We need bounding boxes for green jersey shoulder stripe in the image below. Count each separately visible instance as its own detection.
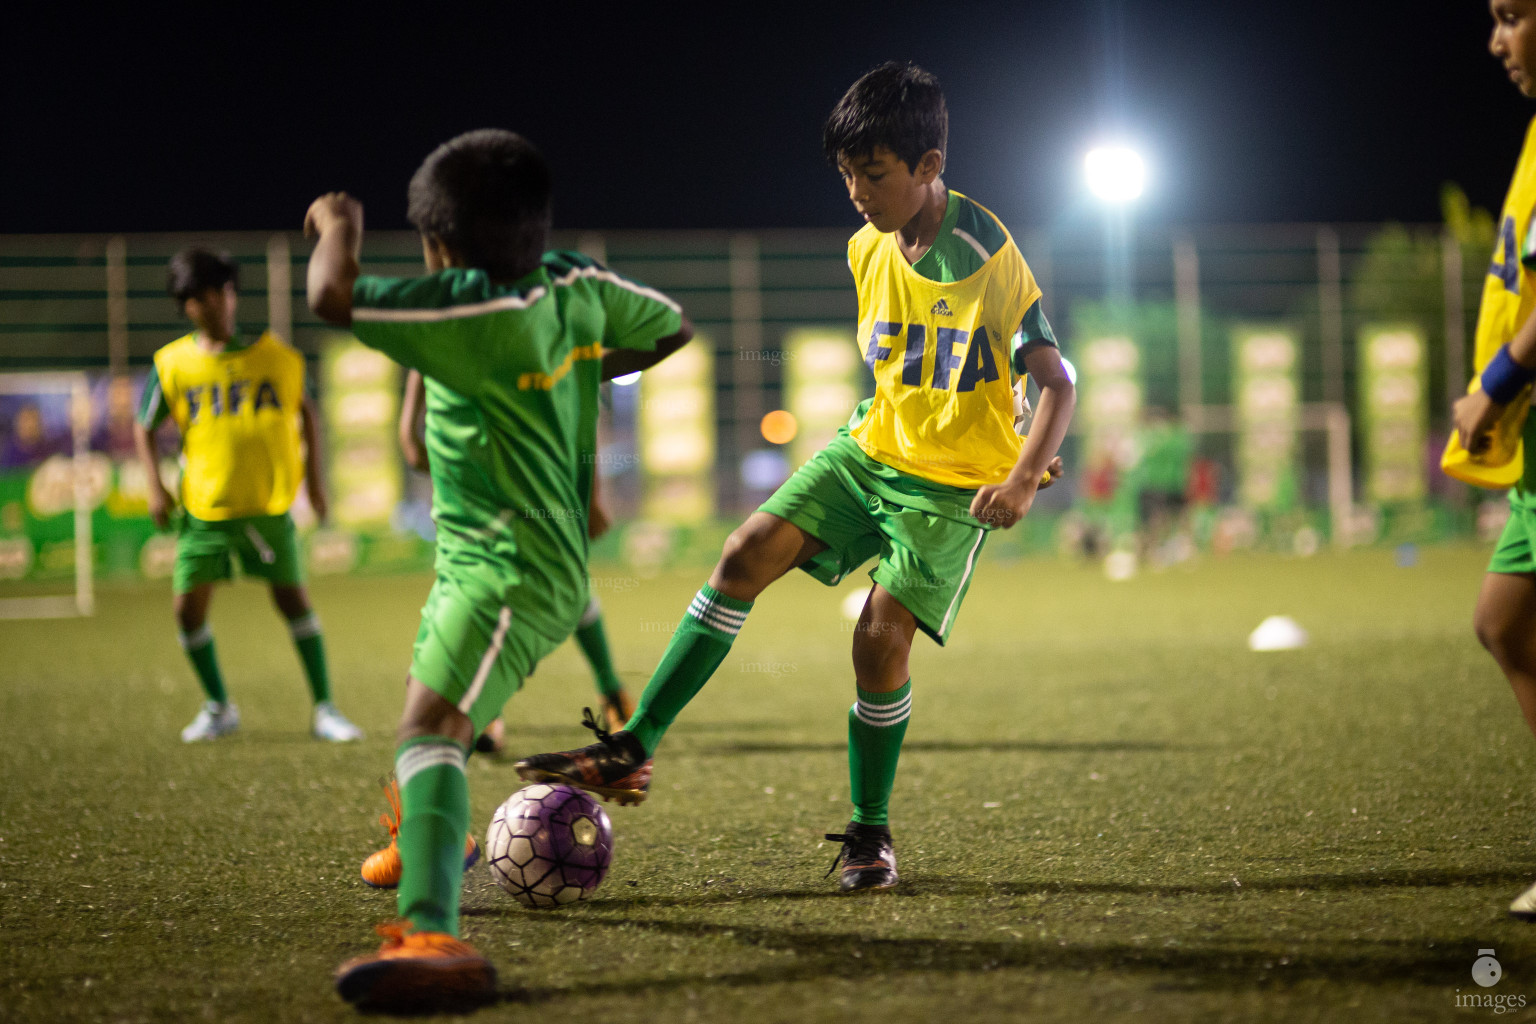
[137,364,167,428]
[353,262,680,324]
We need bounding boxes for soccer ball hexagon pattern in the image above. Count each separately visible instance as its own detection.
[486,783,613,908]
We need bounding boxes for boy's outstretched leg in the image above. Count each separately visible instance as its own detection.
[1474,571,1536,920]
[828,584,916,893]
[175,585,241,742]
[336,679,494,1011]
[515,513,825,801]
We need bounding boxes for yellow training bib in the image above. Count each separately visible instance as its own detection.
[152,332,306,519]
[846,194,1041,488]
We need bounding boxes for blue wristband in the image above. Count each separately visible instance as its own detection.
[1481,345,1536,404]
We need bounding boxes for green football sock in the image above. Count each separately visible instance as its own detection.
[848,680,912,827]
[178,625,228,704]
[625,583,751,756]
[286,613,331,704]
[574,598,624,698]
[395,737,470,937]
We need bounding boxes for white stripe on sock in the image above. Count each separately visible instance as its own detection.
[178,626,213,650]
[578,596,602,629]
[396,742,466,788]
[287,613,321,641]
[853,694,912,728]
[689,594,747,624]
[687,592,748,635]
[689,603,744,635]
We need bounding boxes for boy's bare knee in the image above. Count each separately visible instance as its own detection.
[1475,609,1513,661]
[715,518,794,593]
[851,624,911,689]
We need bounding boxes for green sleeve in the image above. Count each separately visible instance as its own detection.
[136,365,170,429]
[593,269,683,352]
[351,273,487,396]
[1010,300,1059,374]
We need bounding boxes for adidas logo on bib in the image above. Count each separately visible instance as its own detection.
[930,298,953,317]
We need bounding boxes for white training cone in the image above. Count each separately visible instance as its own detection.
[1248,615,1308,651]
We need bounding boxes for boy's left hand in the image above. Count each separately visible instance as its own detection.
[970,457,1064,529]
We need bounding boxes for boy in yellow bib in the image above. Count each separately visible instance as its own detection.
[518,62,1075,892]
[1455,0,1536,922]
[134,248,362,744]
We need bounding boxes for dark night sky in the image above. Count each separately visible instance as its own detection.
[0,1,1529,235]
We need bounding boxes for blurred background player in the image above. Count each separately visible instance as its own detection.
[1454,0,1536,923]
[133,248,362,744]
[1129,406,1194,566]
[308,128,692,1011]
[517,62,1073,895]
[398,368,636,752]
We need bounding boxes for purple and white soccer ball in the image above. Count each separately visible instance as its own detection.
[486,783,613,908]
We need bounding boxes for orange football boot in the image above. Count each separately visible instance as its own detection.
[335,920,495,1011]
[360,779,480,889]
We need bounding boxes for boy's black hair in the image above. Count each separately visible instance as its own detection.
[407,129,553,280]
[167,248,239,307]
[822,62,948,172]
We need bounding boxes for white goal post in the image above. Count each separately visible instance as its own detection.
[0,372,94,618]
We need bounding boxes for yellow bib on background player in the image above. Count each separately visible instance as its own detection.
[152,331,305,519]
[1443,115,1536,488]
[846,192,1041,488]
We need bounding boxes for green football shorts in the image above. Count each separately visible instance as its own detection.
[174,512,304,593]
[760,432,989,645]
[408,568,573,735]
[1489,489,1536,576]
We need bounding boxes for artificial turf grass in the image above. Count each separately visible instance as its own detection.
[3,544,1535,1022]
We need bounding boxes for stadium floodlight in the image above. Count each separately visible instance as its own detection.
[1084,145,1146,204]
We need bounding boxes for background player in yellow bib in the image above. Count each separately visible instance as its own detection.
[518,62,1075,894]
[1453,0,1536,922]
[134,248,362,744]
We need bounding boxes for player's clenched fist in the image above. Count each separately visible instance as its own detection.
[967,456,1063,529]
[304,192,363,238]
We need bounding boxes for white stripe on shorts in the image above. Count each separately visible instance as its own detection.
[458,606,512,715]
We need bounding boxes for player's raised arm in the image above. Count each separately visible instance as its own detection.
[601,314,694,381]
[305,192,364,328]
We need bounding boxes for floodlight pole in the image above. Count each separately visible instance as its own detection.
[1316,227,1345,405]
[1173,233,1201,411]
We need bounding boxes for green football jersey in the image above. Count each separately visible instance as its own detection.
[351,251,681,625]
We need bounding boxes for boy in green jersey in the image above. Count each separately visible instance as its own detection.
[308,129,692,1011]
[517,63,1073,894]
[399,367,636,748]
